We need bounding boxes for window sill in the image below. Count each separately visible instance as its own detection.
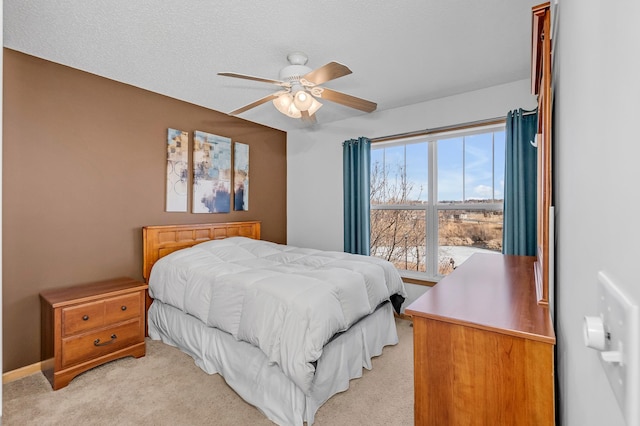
[400,271,439,287]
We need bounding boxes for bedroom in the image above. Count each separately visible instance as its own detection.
[3,1,640,425]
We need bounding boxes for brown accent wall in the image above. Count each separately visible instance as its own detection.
[2,49,287,372]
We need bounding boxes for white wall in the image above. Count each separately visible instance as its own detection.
[554,1,640,425]
[287,79,536,306]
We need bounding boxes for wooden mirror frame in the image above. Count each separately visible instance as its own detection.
[531,2,552,305]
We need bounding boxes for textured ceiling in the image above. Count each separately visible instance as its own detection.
[4,0,540,132]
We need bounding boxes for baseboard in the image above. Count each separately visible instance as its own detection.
[3,359,52,384]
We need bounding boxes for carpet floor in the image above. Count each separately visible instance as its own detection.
[3,318,414,425]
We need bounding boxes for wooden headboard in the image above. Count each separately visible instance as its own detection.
[142,221,261,281]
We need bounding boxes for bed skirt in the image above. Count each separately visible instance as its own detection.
[148,300,398,425]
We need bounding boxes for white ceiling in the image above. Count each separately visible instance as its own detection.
[3,0,540,132]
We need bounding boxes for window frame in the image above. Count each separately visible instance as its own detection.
[370,121,506,282]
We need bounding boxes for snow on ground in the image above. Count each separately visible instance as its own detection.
[439,246,500,269]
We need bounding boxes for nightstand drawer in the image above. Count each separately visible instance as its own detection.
[61,319,143,368]
[62,301,105,336]
[62,292,142,337]
[104,292,141,324]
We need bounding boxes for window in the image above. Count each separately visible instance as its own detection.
[370,123,505,279]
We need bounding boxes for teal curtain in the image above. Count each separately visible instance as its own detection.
[503,109,538,256]
[343,137,371,255]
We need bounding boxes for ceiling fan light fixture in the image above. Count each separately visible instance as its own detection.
[293,90,313,112]
[273,92,322,119]
[273,92,292,109]
[273,93,301,118]
[307,97,323,116]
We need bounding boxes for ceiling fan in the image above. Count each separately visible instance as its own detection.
[218,52,377,123]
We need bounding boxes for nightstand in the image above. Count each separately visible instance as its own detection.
[40,277,148,390]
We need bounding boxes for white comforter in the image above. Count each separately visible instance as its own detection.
[148,237,406,394]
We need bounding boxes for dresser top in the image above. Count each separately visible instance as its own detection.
[405,254,556,344]
[40,277,147,307]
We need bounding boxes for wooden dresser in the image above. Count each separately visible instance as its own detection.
[405,254,556,425]
[40,277,148,390]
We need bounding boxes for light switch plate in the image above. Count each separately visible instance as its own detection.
[597,271,639,425]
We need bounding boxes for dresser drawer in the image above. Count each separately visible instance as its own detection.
[61,319,143,368]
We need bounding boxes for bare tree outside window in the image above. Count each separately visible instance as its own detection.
[370,160,427,272]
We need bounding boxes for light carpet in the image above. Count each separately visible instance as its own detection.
[3,318,414,425]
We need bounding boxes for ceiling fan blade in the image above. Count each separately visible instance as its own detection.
[316,87,377,113]
[302,62,352,85]
[229,93,281,115]
[218,72,289,87]
[300,110,317,124]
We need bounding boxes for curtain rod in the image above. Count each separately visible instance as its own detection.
[370,109,536,143]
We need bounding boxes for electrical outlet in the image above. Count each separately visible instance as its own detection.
[596,271,639,425]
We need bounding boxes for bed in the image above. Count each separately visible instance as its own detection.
[142,221,406,425]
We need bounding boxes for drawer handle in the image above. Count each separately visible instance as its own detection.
[82,315,89,321]
[121,305,127,311]
[94,334,117,347]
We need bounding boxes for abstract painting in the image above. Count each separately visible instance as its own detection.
[234,142,249,211]
[165,128,189,212]
[192,131,232,213]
